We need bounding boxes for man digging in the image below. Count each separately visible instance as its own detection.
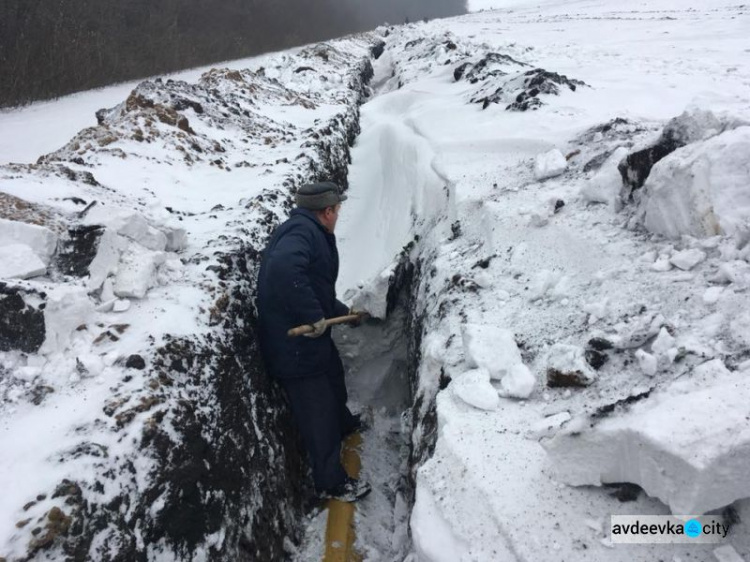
[256,181,371,502]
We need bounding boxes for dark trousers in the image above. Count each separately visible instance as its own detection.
[278,363,356,491]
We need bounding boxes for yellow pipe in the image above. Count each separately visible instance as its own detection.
[323,433,363,562]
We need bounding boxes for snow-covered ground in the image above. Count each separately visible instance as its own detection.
[0,36,375,559]
[3,0,750,560]
[333,0,750,560]
[0,48,301,166]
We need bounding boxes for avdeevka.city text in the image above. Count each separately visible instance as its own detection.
[612,520,729,538]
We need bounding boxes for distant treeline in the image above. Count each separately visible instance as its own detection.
[0,0,466,108]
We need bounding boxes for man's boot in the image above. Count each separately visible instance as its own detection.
[319,476,372,502]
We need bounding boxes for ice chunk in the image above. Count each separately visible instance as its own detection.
[15,366,42,382]
[582,298,609,324]
[580,147,629,207]
[543,367,750,514]
[669,248,706,270]
[0,218,58,265]
[113,299,131,313]
[651,255,673,271]
[635,349,658,376]
[461,323,519,380]
[114,245,166,299]
[164,226,188,252]
[529,269,567,301]
[714,261,750,288]
[77,354,104,378]
[87,230,126,291]
[40,287,95,354]
[452,368,499,411]
[0,244,47,279]
[640,126,750,238]
[84,206,167,251]
[346,263,394,320]
[534,149,567,180]
[651,327,676,357]
[461,323,535,398]
[473,270,493,288]
[100,278,115,303]
[703,286,724,305]
[613,312,665,349]
[96,299,116,313]
[498,363,535,399]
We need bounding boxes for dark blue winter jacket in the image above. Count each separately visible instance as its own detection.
[256,208,349,379]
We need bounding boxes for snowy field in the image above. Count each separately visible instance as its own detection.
[0,48,301,166]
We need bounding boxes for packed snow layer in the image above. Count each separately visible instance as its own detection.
[0,244,47,279]
[640,126,750,238]
[337,91,451,309]
[0,218,58,264]
[543,362,750,515]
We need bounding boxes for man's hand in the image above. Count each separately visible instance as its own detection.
[348,308,368,327]
[303,318,327,338]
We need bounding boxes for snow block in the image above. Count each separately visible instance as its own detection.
[670,248,706,271]
[85,206,167,251]
[546,344,597,387]
[0,284,46,353]
[635,349,658,376]
[452,368,499,411]
[461,323,535,398]
[619,109,744,191]
[499,363,536,399]
[40,286,95,354]
[114,245,166,299]
[164,226,187,252]
[0,217,58,265]
[0,244,47,279]
[542,361,750,514]
[639,126,750,238]
[87,230,126,291]
[347,263,394,320]
[534,149,567,180]
[462,323,520,379]
[580,147,629,207]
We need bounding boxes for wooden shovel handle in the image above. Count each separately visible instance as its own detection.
[287,314,362,337]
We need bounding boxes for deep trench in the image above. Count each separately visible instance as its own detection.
[290,264,421,560]
[138,41,429,561]
[283,46,435,559]
[0,36,435,562]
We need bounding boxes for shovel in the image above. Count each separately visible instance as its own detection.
[287,313,368,337]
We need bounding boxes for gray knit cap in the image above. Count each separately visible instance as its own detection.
[294,181,348,210]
